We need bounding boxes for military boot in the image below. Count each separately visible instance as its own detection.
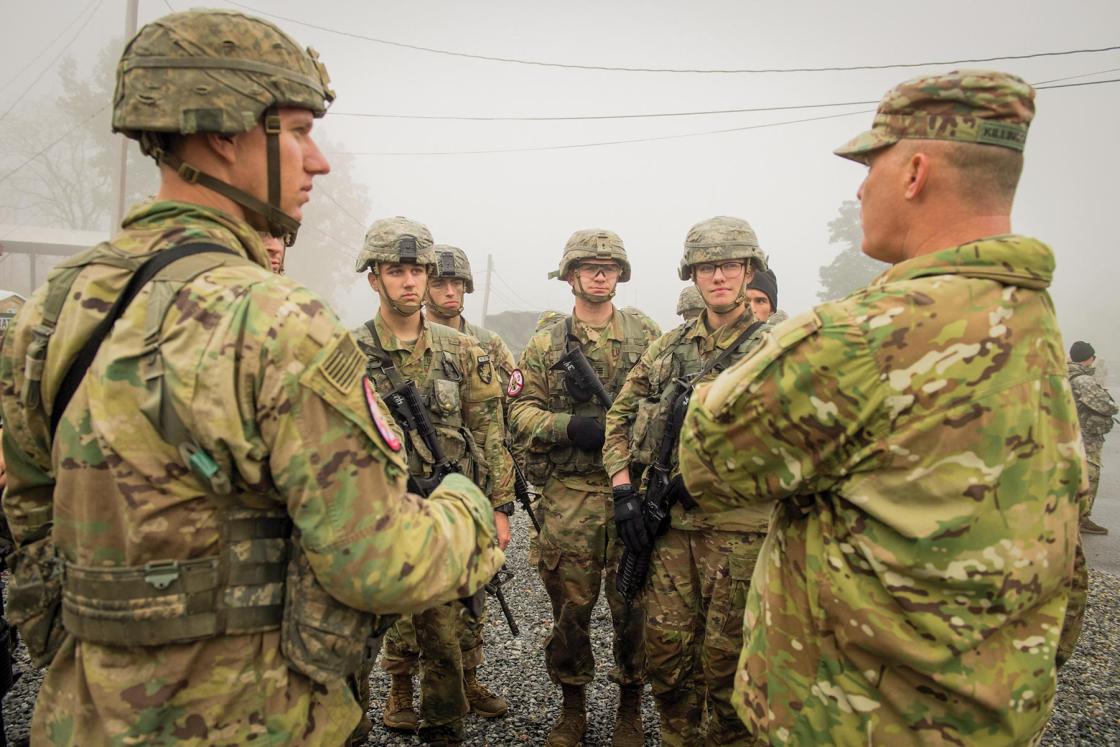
[1081,517,1109,535]
[464,666,509,717]
[382,673,418,731]
[545,683,587,747]
[612,684,645,746]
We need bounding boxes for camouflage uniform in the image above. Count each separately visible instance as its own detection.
[604,217,770,746]
[354,222,514,742]
[680,72,1081,746]
[675,286,705,321]
[0,13,503,746]
[509,230,659,745]
[1058,359,1118,664]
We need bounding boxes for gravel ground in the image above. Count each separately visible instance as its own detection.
[5,512,1120,745]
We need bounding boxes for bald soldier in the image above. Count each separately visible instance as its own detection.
[0,11,502,745]
[680,71,1082,745]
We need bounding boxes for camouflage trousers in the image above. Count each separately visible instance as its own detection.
[1057,536,1088,667]
[644,527,765,747]
[378,603,469,730]
[537,480,645,686]
[381,605,487,674]
[1084,443,1102,518]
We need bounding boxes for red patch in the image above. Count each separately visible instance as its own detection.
[364,378,401,452]
[507,368,525,398]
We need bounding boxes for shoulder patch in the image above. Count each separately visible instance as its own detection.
[477,354,493,385]
[507,368,525,398]
[364,377,402,452]
[319,333,364,393]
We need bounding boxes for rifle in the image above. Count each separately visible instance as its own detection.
[615,377,692,601]
[382,379,518,633]
[506,444,541,533]
[550,343,613,411]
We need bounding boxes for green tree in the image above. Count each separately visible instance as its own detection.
[817,200,887,302]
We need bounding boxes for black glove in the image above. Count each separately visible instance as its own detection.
[613,485,650,554]
[567,416,605,451]
[667,475,697,510]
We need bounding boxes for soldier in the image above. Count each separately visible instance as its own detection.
[0,10,503,745]
[605,216,773,746]
[369,243,514,728]
[675,285,705,321]
[352,218,514,745]
[744,267,780,323]
[508,230,659,747]
[679,71,1081,745]
[1068,341,1116,535]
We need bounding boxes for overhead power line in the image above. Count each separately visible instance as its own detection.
[0,0,105,121]
[223,3,1119,75]
[0,0,102,95]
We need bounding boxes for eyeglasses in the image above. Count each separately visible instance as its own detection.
[694,261,745,279]
[576,263,622,279]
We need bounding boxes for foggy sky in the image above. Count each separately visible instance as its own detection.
[3,0,1118,362]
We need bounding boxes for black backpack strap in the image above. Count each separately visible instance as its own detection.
[49,242,239,438]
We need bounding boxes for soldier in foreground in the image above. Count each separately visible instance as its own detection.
[605,217,773,746]
[0,11,503,745]
[509,231,659,746]
[1068,341,1116,535]
[680,71,1082,745]
[352,219,514,745]
[675,285,705,321]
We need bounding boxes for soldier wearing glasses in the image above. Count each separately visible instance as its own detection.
[508,230,659,746]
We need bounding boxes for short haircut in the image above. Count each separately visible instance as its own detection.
[896,139,1023,208]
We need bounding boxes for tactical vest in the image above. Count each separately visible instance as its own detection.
[629,320,759,470]
[361,323,490,493]
[9,241,372,683]
[527,311,647,482]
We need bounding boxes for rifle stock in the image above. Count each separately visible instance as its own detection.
[551,346,613,411]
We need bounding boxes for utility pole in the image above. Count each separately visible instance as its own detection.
[481,253,493,327]
[110,0,140,234]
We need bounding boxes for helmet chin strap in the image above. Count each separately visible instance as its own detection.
[700,278,748,315]
[375,274,423,316]
[145,110,301,247]
[572,275,615,304]
[423,290,460,320]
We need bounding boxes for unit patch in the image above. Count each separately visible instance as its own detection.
[477,355,493,385]
[507,368,525,398]
[364,377,401,452]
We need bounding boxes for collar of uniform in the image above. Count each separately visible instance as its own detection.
[1068,361,1094,378]
[872,234,1053,290]
[123,199,272,270]
[570,308,624,343]
[372,311,431,363]
[686,308,754,350]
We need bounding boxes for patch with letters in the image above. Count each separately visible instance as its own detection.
[477,355,493,385]
[364,377,401,452]
[507,368,525,398]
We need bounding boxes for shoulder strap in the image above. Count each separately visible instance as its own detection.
[49,242,238,438]
[694,320,764,381]
[363,320,407,389]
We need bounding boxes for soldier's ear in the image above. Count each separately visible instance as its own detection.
[367,272,380,294]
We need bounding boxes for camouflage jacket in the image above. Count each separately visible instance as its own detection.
[1068,361,1117,450]
[679,235,1082,746]
[604,309,772,531]
[0,201,503,745]
[352,314,513,508]
[461,317,517,396]
[509,307,660,493]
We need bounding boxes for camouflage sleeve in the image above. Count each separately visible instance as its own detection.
[488,334,517,396]
[211,286,504,614]
[1072,376,1118,418]
[509,331,571,445]
[460,340,515,507]
[679,309,877,510]
[603,332,668,478]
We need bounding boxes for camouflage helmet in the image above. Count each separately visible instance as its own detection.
[113,10,335,246]
[549,229,631,283]
[677,216,767,281]
[675,286,704,318]
[432,245,475,293]
[355,217,436,273]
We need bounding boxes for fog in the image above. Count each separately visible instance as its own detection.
[3,0,1118,362]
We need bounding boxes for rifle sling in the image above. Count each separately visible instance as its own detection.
[50,243,239,439]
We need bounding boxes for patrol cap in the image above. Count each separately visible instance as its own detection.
[834,70,1035,164]
[355,217,435,273]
